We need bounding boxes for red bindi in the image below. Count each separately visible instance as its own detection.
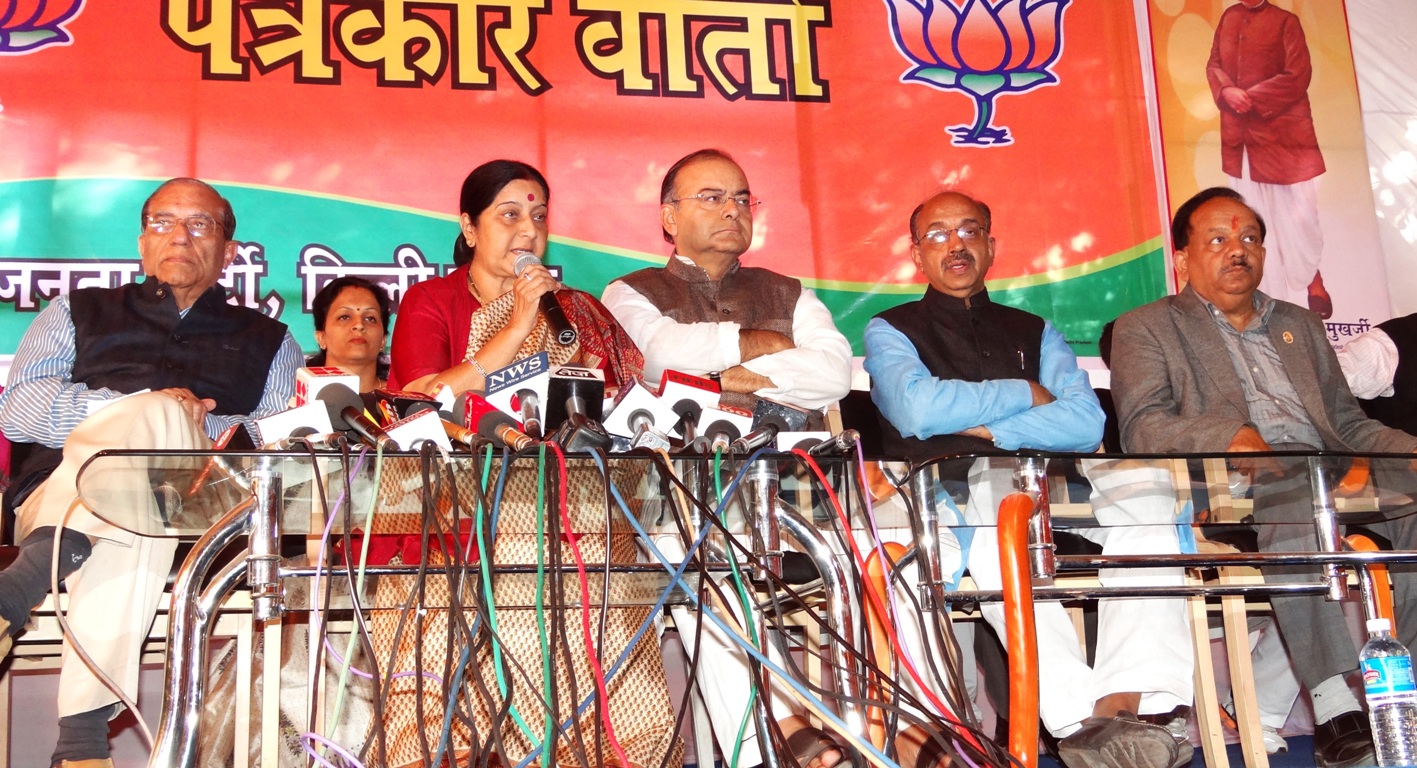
[1231,215,1239,230]
[528,193,536,201]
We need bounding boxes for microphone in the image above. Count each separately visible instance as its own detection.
[670,399,703,442]
[294,366,360,407]
[732,399,812,453]
[484,352,552,427]
[265,427,349,451]
[186,423,242,499]
[441,418,477,447]
[807,429,861,455]
[513,252,576,346]
[603,377,677,438]
[731,413,790,454]
[658,370,720,440]
[517,389,543,439]
[461,392,537,451]
[704,418,741,454]
[318,383,396,449]
[628,411,673,451]
[548,366,612,451]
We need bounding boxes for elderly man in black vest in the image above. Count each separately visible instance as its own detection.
[0,178,301,768]
[865,191,1194,768]
[602,149,853,768]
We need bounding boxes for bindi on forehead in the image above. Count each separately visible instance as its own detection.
[528,193,536,202]
[1231,215,1239,230]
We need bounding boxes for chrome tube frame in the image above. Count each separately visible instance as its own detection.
[776,501,867,737]
[1306,456,1347,600]
[1013,457,1055,579]
[149,497,255,768]
[746,459,784,580]
[247,456,284,622]
[907,466,945,610]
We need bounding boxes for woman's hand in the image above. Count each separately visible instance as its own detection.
[506,263,560,338]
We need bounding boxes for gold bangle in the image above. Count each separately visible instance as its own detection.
[470,357,489,378]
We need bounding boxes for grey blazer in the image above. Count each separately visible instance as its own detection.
[1111,286,1417,455]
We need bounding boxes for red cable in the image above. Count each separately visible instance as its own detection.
[791,449,984,752]
[547,442,630,768]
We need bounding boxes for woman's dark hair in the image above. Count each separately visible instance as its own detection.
[458,160,550,258]
[452,232,473,267]
[307,276,392,379]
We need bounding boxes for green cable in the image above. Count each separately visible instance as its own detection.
[714,449,761,768]
[481,445,540,744]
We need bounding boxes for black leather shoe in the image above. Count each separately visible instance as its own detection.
[1313,711,1376,768]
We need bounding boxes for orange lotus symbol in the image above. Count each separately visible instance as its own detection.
[884,0,1070,146]
[0,0,84,55]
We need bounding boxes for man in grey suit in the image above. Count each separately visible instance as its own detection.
[1112,186,1417,768]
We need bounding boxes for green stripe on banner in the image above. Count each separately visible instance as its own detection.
[561,240,1171,358]
[0,179,1167,359]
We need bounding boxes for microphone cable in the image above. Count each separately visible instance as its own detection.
[793,448,1008,768]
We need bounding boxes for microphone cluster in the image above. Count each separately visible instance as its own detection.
[259,365,859,455]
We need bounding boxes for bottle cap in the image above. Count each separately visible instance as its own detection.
[1368,618,1392,633]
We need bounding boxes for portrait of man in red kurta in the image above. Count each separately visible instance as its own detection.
[1207,0,1331,317]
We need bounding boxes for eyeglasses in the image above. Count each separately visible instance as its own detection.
[916,224,987,245]
[670,192,762,210]
[144,214,223,238]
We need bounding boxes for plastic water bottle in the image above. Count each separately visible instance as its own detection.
[1361,618,1417,766]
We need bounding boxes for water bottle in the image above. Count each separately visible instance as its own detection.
[1361,618,1417,766]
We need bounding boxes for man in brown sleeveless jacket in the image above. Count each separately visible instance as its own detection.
[602,149,853,768]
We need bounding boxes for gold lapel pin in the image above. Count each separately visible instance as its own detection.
[1282,331,1294,344]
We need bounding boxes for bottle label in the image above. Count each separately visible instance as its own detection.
[1363,655,1417,701]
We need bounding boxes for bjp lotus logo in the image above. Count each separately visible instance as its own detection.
[0,0,84,55]
[884,0,1070,146]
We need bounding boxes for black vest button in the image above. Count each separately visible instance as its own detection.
[982,350,991,358]
[720,308,731,315]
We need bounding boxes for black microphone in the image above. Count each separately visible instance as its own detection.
[513,252,576,346]
[671,399,703,442]
[265,427,349,451]
[807,429,860,456]
[318,383,396,449]
[548,366,612,451]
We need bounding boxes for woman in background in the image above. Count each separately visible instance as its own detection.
[308,275,391,393]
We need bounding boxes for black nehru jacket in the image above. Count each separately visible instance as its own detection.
[1360,313,1417,435]
[873,287,1044,465]
[9,278,286,501]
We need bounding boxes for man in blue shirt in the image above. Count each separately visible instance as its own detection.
[0,178,302,768]
[865,191,1193,768]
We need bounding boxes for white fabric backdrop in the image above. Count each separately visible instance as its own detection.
[1350,0,1417,317]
